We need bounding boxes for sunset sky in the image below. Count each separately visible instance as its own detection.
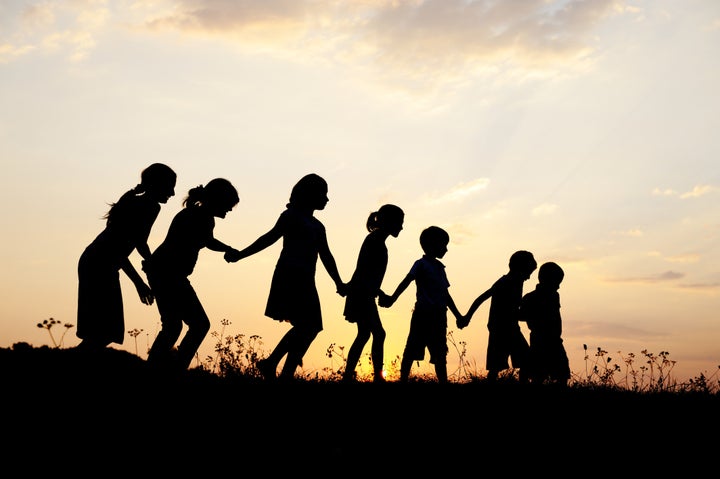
[2,0,719,382]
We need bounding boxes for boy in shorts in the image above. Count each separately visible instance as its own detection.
[380,226,462,383]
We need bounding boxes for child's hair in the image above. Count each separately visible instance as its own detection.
[287,173,327,208]
[105,163,177,220]
[508,250,537,273]
[538,261,564,286]
[366,204,404,232]
[419,226,449,254]
[184,178,239,209]
[141,163,177,189]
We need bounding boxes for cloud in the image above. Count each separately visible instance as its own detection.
[531,202,557,216]
[423,177,490,205]
[680,185,718,199]
[3,0,627,78]
[663,254,699,264]
[0,1,108,63]
[652,187,677,196]
[653,185,718,199]
[605,270,685,283]
[564,320,667,341]
[676,282,720,291]
[612,228,643,237]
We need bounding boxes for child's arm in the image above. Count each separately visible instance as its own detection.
[319,242,347,297]
[206,238,242,264]
[120,258,153,306]
[462,286,493,325]
[136,242,152,261]
[227,218,284,263]
[380,273,414,308]
[446,292,462,323]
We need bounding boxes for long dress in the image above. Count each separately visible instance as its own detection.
[76,194,159,345]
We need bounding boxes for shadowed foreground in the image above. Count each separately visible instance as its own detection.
[4,344,717,474]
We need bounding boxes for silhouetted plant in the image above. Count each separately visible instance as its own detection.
[573,343,719,394]
[36,317,74,348]
[324,342,346,380]
[128,328,144,356]
[448,330,478,382]
[201,320,267,378]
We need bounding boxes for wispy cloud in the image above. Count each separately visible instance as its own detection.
[663,254,700,264]
[605,270,685,283]
[531,202,557,216]
[653,185,718,199]
[613,228,643,237]
[564,320,667,341]
[0,1,109,63]
[423,178,490,205]
[1,0,627,84]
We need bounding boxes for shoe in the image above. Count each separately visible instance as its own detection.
[257,358,276,380]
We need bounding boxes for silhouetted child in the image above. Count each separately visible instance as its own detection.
[457,250,537,381]
[226,173,347,381]
[144,178,240,371]
[380,226,462,383]
[520,261,570,386]
[342,204,404,383]
[76,163,177,352]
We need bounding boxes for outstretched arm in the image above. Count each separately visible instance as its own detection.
[457,286,493,328]
[466,287,492,319]
[379,273,414,308]
[226,218,284,263]
[207,237,240,257]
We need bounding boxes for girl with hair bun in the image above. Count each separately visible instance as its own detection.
[144,178,241,371]
[342,204,404,382]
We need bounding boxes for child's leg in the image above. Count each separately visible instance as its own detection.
[370,325,386,382]
[279,326,319,380]
[147,295,183,367]
[434,361,447,383]
[399,356,413,382]
[344,323,371,381]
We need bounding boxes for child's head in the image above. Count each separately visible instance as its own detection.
[367,204,404,237]
[288,173,329,211]
[419,226,449,259]
[141,163,177,204]
[184,178,239,218]
[508,250,537,280]
[538,262,564,289]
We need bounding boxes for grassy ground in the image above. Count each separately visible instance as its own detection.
[4,343,719,475]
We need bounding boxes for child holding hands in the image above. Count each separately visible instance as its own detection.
[380,226,462,383]
[457,250,537,381]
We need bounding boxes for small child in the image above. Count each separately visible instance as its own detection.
[380,226,462,383]
[343,204,404,383]
[227,173,347,381]
[520,261,571,386]
[144,178,241,371]
[457,250,537,381]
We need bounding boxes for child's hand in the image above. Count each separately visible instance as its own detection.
[224,248,241,263]
[135,281,154,306]
[378,294,394,308]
